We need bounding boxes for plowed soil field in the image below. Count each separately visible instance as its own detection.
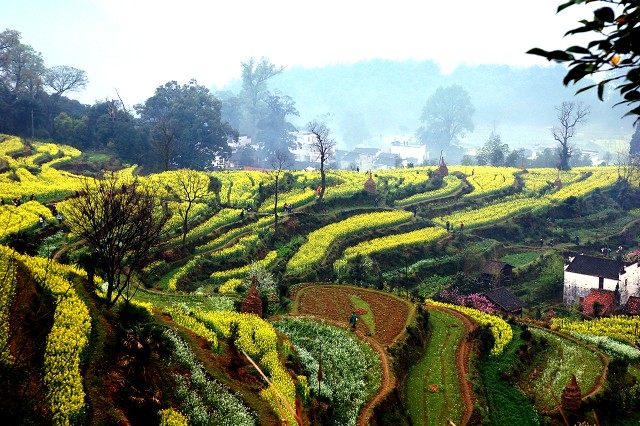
[292,284,413,347]
[290,284,416,426]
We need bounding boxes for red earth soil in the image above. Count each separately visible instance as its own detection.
[294,285,411,346]
[292,285,414,425]
[292,286,479,425]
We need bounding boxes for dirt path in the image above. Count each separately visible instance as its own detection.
[425,304,478,426]
[356,332,392,426]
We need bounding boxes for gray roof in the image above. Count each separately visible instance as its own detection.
[481,260,513,275]
[565,254,627,280]
[483,287,524,312]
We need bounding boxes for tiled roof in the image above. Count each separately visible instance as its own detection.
[625,296,640,315]
[483,287,523,312]
[482,261,513,275]
[582,289,615,316]
[565,254,626,280]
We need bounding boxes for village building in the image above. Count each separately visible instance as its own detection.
[482,287,524,315]
[379,140,429,167]
[290,131,319,163]
[563,254,640,310]
[481,260,514,288]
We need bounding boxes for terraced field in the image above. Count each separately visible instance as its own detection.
[406,307,474,425]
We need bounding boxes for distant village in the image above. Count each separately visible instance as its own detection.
[222,131,605,171]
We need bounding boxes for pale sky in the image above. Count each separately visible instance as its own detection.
[2,0,598,107]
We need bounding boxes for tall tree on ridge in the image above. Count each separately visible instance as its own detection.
[552,101,590,170]
[418,85,474,162]
[256,91,299,157]
[267,150,292,237]
[307,119,336,201]
[630,124,640,156]
[240,57,283,138]
[163,169,212,244]
[61,175,170,307]
[136,80,237,171]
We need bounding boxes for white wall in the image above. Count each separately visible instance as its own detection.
[563,262,640,306]
[563,271,619,306]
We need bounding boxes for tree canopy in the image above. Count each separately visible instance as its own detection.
[417,85,474,163]
[528,0,640,124]
[0,29,88,138]
[136,80,237,171]
[476,132,509,166]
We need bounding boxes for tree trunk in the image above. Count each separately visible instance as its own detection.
[319,160,326,201]
[182,203,192,244]
[273,176,279,236]
[560,141,570,171]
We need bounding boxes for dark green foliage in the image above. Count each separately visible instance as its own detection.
[520,324,532,341]
[586,358,640,422]
[388,306,430,377]
[112,324,173,424]
[450,271,484,295]
[513,254,564,305]
[473,221,524,242]
[469,324,495,359]
[476,132,509,166]
[276,236,306,259]
[370,388,412,426]
[4,230,38,255]
[527,0,640,123]
[136,80,237,171]
[414,274,452,298]
[631,124,640,155]
[476,325,539,425]
[116,300,154,326]
[340,254,384,289]
[375,307,429,425]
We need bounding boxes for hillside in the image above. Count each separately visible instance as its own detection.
[2,134,640,425]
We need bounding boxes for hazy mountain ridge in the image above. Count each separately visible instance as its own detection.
[219,59,634,153]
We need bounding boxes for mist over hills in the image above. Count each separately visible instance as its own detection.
[219,59,635,156]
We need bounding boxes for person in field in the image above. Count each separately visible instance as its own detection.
[349,311,358,331]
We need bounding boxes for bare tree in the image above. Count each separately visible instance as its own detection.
[307,119,336,201]
[44,65,88,100]
[616,150,640,185]
[164,169,211,244]
[43,65,88,132]
[552,101,590,171]
[60,175,170,307]
[268,150,292,236]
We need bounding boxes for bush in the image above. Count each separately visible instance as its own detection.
[470,324,495,359]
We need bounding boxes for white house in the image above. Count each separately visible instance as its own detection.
[563,254,640,306]
[289,131,317,163]
[380,141,429,166]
